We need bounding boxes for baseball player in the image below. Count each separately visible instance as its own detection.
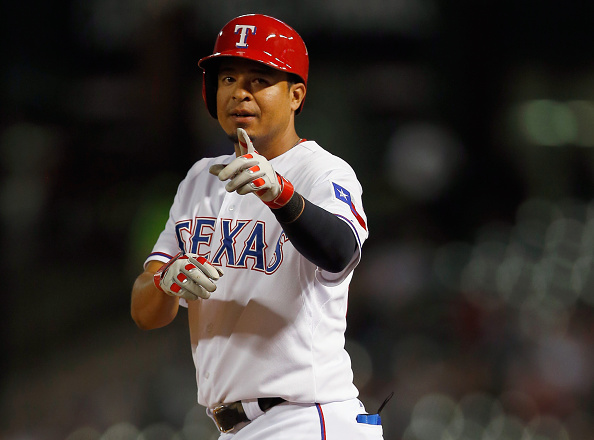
[131,14,385,439]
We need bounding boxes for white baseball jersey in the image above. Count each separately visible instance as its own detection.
[146,140,369,408]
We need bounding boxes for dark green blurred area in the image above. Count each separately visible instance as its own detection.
[2,1,594,439]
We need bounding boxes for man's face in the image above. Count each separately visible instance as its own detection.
[216,58,298,150]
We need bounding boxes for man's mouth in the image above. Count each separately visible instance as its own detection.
[230,109,256,119]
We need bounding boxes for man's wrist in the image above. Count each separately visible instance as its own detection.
[152,252,183,293]
[262,174,294,209]
[270,192,305,224]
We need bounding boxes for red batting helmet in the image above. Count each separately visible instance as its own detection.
[198,14,309,119]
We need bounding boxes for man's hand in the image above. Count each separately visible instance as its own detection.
[153,252,223,300]
[209,128,294,209]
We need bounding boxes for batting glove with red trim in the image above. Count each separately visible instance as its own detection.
[209,128,294,209]
[153,252,223,300]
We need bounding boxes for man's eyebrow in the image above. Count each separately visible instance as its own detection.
[250,67,275,75]
[218,66,234,74]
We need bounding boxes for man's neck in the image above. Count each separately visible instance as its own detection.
[234,132,302,160]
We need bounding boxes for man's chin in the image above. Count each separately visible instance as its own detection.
[227,130,256,145]
[227,133,239,143]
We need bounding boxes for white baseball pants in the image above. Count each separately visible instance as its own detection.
[213,398,384,440]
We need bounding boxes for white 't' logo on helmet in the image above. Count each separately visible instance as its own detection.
[234,25,256,48]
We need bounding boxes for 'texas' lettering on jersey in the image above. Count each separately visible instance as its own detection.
[174,217,288,274]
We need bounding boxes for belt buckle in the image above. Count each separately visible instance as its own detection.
[212,404,236,433]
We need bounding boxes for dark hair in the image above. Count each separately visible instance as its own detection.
[287,72,304,86]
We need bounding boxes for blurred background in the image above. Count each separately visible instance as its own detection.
[2,1,594,439]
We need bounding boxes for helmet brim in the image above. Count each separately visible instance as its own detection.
[198,50,306,85]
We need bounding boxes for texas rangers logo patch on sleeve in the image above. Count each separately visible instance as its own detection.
[332,182,367,231]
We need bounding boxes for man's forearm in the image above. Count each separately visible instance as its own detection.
[271,192,358,273]
[131,264,180,330]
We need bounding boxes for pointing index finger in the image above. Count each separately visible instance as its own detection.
[237,128,255,155]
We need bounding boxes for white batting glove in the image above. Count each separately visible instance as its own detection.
[209,128,295,209]
[153,252,223,300]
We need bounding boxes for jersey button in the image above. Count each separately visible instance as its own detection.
[205,372,210,379]
[229,204,235,211]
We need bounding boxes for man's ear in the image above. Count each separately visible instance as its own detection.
[289,83,306,112]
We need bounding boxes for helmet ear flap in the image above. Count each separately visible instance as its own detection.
[202,61,220,119]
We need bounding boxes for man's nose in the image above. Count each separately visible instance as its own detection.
[232,78,252,101]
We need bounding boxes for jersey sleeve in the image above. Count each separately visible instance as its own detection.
[143,182,186,269]
[143,156,225,269]
[301,164,369,285]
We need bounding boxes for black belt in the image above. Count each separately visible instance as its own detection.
[212,397,285,433]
